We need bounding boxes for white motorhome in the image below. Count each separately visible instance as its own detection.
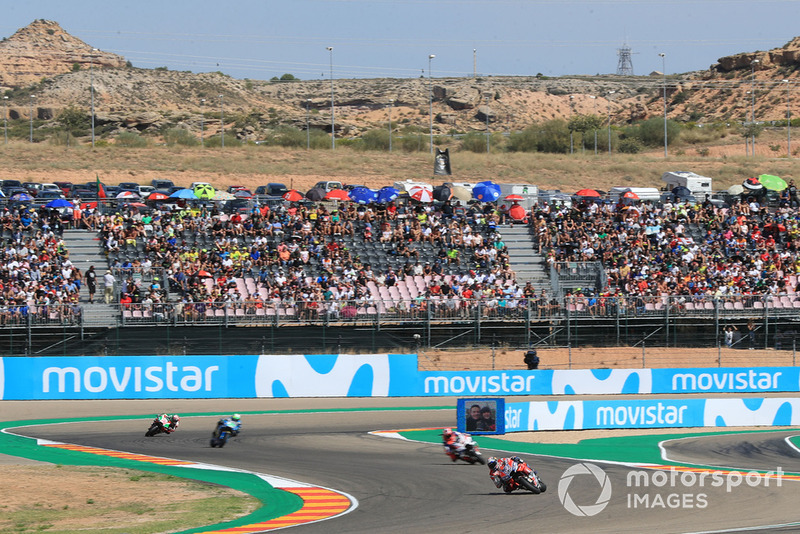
[499,183,539,210]
[661,171,713,199]
[607,186,661,203]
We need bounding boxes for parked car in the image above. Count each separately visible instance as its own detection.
[255,183,289,196]
[22,182,43,197]
[138,185,155,197]
[1,179,23,195]
[117,182,141,192]
[150,179,175,191]
[37,190,66,201]
[53,181,74,196]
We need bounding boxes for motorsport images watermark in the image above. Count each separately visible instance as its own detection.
[557,462,784,516]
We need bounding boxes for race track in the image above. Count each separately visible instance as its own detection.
[6,398,800,534]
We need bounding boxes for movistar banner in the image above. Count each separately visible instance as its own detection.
[505,397,800,431]
[1,354,798,400]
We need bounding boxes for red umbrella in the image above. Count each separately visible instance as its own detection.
[80,202,98,210]
[622,191,639,199]
[325,189,351,201]
[197,270,213,278]
[283,189,304,202]
[408,185,434,203]
[147,192,170,200]
[575,189,601,197]
[508,204,527,221]
[505,194,524,202]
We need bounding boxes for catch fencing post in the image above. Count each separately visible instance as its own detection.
[642,339,646,368]
[718,341,722,367]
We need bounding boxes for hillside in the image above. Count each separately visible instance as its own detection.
[3,20,800,143]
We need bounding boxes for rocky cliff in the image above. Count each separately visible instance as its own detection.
[2,19,800,142]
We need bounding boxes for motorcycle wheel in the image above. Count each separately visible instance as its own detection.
[473,454,486,465]
[518,476,541,494]
[538,480,547,492]
[145,424,160,437]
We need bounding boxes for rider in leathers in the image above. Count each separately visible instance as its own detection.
[488,456,523,492]
[442,428,471,461]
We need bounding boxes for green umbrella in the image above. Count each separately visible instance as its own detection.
[758,174,788,191]
[193,183,216,199]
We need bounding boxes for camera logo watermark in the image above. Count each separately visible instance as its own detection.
[558,462,613,517]
[558,462,785,516]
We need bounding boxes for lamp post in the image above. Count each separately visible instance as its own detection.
[589,95,598,155]
[428,54,435,154]
[569,95,574,155]
[607,90,615,154]
[483,91,492,154]
[473,49,477,78]
[659,52,667,157]
[327,46,334,150]
[29,94,35,143]
[306,98,311,150]
[388,99,394,152]
[90,48,98,147]
[200,98,205,146]
[784,79,791,158]
[751,59,759,156]
[219,94,224,148]
[3,96,7,145]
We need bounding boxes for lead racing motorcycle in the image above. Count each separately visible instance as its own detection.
[488,456,547,494]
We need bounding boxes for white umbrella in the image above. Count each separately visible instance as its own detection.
[727,184,744,196]
[116,191,140,199]
[409,184,434,202]
[451,185,473,201]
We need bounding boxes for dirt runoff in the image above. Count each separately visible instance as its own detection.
[0,465,258,533]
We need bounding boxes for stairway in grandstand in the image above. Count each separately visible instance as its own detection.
[61,229,117,328]
[497,224,551,291]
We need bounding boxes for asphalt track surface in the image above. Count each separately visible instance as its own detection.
[6,398,800,534]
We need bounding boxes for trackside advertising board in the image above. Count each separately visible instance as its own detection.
[0,354,798,400]
[502,398,800,432]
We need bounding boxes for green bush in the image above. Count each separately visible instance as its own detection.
[162,128,199,147]
[618,137,643,154]
[58,106,91,137]
[627,117,681,147]
[203,134,242,147]
[360,128,391,151]
[508,119,570,153]
[115,131,150,147]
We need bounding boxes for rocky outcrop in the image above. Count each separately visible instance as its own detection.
[0,20,127,89]
[714,37,800,72]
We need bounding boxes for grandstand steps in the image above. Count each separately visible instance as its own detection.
[62,229,107,273]
[80,302,119,328]
[497,224,551,291]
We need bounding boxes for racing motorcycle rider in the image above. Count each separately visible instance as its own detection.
[442,427,472,462]
[487,456,525,493]
[213,413,242,438]
[156,413,180,433]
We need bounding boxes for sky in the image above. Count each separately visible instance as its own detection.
[2,0,799,82]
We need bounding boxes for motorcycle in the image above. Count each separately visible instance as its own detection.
[500,459,547,494]
[210,419,238,448]
[453,436,486,465]
[145,416,172,437]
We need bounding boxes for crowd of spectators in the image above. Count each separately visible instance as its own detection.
[0,205,84,325]
[98,198,541,322]
[531,191,800,314]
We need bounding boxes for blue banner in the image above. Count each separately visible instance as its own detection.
[1,354,799,400]
[503,397,800,431]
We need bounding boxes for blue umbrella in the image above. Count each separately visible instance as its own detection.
[169,188,199,199]
[376,186,399,204]
[45,199,72,208]
[472,181,501,202]
[11,193,32,202]
[349,187,378,205]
